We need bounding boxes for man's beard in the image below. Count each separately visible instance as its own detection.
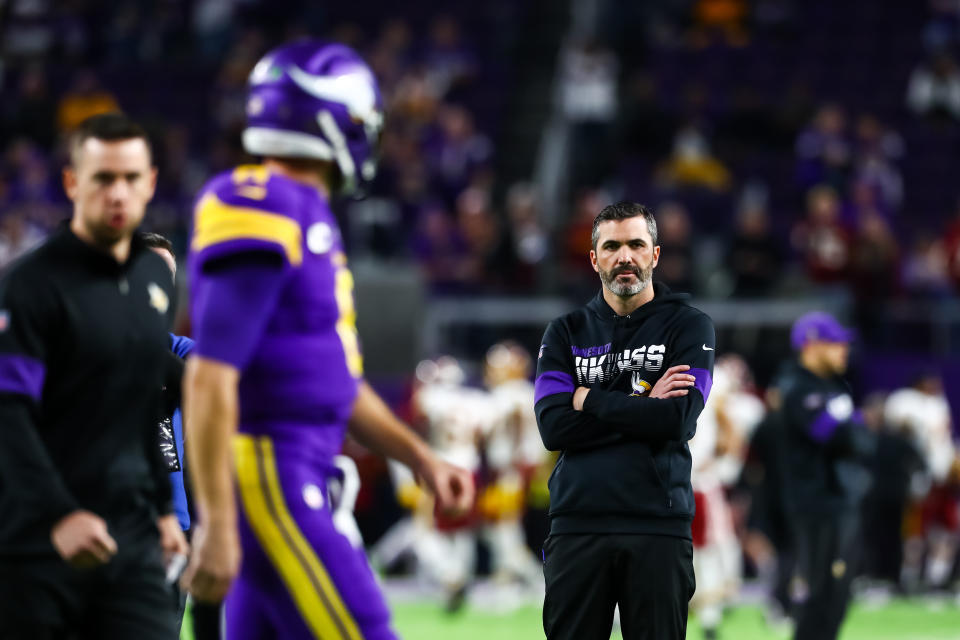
[599,261,653,297]
[83,213,135,249]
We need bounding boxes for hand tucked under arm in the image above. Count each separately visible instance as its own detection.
[537,394,622,451]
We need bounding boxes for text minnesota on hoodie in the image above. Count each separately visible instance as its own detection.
[535,282,715,539]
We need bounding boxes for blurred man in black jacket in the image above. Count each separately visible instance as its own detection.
[0,114,188,639]
[779,312,874,640]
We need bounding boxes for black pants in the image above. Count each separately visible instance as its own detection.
[543,533,695,640]
[793,513,860,640]
[0,542,177,640]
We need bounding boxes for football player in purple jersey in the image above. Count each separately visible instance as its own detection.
[181,40,475,640]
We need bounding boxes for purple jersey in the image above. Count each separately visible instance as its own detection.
[189,165,362,463]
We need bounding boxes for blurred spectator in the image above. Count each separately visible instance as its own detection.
[391,67,443,129]
[791,184,850,285]
[852,114,904,211]
[563,188,610,295]
[366,19,414,97]
[2,0,57,61]
[656,123,732,192]
[795,103,851,192]
[906,52,960,121]
[844,179,894,225]
[423,16,477,99]
[853,114,905,166]
[559,39,619,125]
[426,104,493,205]
[212,38,262,134]
[56,70,120,133]
[505,183,547,288]
[726,200,784,297]
[654,201,696,292]
[901,232,952,298]
[559,40,619,189]
[411,204,470,293]
[5,141,62,217]
[853,160,903,215]
[456,187,516,291]
[849,211,900,341]
[192,0,237,60]
[688,0,750,49]
[922,0,960,54]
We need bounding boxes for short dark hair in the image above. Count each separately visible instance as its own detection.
[69,112,152,166]
[591,201,658,249]
[138,231,173,255]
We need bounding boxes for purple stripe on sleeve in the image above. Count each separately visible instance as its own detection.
[688,367,713,403]
[809,409,842,442]
[0,354,46,400]
[535,370,575,404]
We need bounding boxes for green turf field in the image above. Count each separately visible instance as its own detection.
[390,600,960,639]
[182,597,960,639]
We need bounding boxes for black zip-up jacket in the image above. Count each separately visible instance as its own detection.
[535,283,715,538]
[777,360,875,517]
[0,227,176,558]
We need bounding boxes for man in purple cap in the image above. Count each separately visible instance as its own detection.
[779,311,874,640]
[180,40,475,639]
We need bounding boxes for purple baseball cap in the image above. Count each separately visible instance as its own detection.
[790,311,856,350]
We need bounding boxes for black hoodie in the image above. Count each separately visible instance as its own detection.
[534,282,715,538]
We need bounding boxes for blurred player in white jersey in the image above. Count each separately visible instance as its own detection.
[884,372,958,590]
[410,356,494,610]
[481,342,546,590]
[689,355,765,639]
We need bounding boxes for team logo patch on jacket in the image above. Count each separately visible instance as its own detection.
[630,373,652,396]
[148,283,169,314]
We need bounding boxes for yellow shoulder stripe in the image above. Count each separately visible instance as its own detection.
[192,193,303,266]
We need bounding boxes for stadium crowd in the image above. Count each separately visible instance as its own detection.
[4,0,960,313]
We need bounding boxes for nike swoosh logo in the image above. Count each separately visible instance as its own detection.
[702,344,714,351]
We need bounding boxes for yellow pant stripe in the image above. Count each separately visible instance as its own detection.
[257,437,364,640]
[233,435,361,639]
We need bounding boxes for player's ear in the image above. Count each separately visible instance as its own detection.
[146,166,158,200]
[62,166,78,201]
[651,245,660,269]
[589,249,599,273]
